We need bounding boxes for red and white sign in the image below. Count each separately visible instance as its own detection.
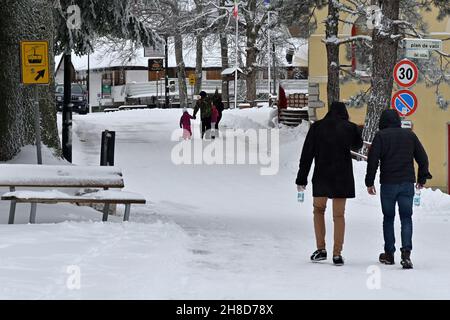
[394,59,419,88]
[391,90,418,117]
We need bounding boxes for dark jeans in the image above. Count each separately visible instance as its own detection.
[380,183,414,254]
[201,117,211,139]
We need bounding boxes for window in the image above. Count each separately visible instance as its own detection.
[114,69,126,86]
[352,16,372,75]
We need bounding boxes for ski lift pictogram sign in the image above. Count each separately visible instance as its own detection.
[20,40,49,85]
[392,90,418,117]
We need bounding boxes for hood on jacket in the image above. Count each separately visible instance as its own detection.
[325,101,349,121]
[379,109,401,130]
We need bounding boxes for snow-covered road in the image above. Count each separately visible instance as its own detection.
[1,108,449,299]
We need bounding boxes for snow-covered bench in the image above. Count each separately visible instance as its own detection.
[0,164,146,224]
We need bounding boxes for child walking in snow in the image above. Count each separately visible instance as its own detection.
[210,104,219,139]
[180,108,195,140]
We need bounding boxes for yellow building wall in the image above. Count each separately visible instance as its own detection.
[308,3,450,191]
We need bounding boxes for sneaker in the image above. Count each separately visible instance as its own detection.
[310,249,327,262]
[379,252,395,265]
[401,249,413,269]
[333,255,344,266]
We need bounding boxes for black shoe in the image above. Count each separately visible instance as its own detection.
[401,249,413,269]
[333,255,344,266]
[310,249,327,262]
[379,252,395,265]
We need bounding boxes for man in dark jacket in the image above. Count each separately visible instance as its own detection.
[296,101,363,266]
[194,91,212,139]
[365,109,432,269]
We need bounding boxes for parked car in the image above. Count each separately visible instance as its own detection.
[56,83,88,114]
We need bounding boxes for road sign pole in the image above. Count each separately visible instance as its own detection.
[63,52,72,162]
[34,86,42,165]
[165,35,170,109]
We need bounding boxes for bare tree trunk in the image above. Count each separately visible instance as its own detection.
[220,33,229,107]
[194,0,204,95]
[174,34,188,108]
[0,0,60,161]
[244,0,259,107]
[219,0,229,107]
[326,0,340,109]
[195,36,203,95]
[362,0,400,146]
[246,40,258,107]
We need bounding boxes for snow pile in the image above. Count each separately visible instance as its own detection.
[418,188,450,215]
[7,145,66,165]
[221,107,276,130]
[0,221,192,299]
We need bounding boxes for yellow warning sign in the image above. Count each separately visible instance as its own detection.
[20,40,50,85]
[189,74,196,86]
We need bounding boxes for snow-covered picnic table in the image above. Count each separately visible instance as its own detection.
[0,164,146,224]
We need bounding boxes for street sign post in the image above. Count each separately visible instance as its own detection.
[405,50,430,60]
[20,40,50,165]
[392,90,418,117]
[189,74,196,86]
[189,74,196,105]
[402,38,443,51]
[149,59,164,72]
[394,59,419,88]
[144,45,164,58]
[20,41,49,85]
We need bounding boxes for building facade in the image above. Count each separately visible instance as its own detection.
[308,3,450,192]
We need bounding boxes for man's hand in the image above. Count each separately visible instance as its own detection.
[297,185,306,192]
[416,183,424,189]
[367,186,377,195]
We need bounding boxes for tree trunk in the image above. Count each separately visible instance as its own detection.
[0,0,60,161]
[362,0,400,146]
[195,35,203,95]
[194,0,204,95]
[245,39,258,107]
[326,0,340,109]
[220,33,229,108]
[219,0,229,107]
[174,34,188,108]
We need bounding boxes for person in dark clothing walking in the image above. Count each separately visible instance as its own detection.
[365,109,432,269]
[212,91,225,136]
[296,101,363,266]
[194,91,212,139]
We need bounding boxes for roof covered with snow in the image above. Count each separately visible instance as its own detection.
[55,37,308,72]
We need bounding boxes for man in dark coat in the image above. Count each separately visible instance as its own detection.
[296,101,363,266]
[365,109,432,269]
[194,91,212,139]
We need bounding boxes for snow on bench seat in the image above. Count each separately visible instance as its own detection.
[0,164,124,188]
[2,190,146,204]
[0,164,146,223]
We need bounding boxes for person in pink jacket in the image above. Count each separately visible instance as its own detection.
[211,105,219,139]
[179,108,195,140]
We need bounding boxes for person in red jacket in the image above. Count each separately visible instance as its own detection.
[210,104,219,139]
[179,108,195,140]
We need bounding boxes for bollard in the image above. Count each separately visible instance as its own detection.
[100,130,116,216]
[100,130,116,166]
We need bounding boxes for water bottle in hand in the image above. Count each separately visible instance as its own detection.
[413,188,421,207]
[298,191,305,203]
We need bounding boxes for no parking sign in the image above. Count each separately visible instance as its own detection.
[392,90,418,117]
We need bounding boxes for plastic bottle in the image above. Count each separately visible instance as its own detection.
[298,191,305,203]
[413,188,421,207]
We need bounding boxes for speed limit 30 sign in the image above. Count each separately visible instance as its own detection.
[394,59,418,88]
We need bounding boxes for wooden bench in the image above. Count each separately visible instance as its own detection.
[0,164,146,224]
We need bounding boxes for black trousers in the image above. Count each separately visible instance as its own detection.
[215,114,222,130]
[201,117,212,139]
